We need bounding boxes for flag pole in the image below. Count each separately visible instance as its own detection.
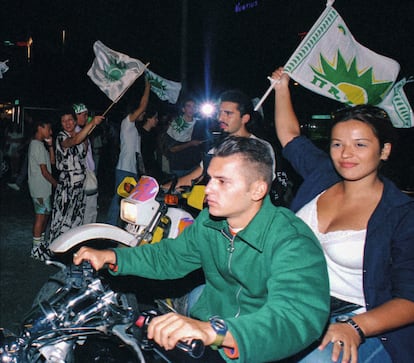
[254,0,335,112]
[88,62,150,134]
[253,77,280,111]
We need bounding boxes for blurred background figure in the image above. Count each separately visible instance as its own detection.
[4,121,24,184]
[27,119,57,261]
[165,98,208,177]
[106,79,150,226]
[73,102,99,224]
[137,106,165,181]
[49,107,103,242]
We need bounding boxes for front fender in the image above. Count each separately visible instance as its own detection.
[49,223,137,253]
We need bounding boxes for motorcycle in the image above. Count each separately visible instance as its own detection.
[0,260,205,363]
[0,175,206,362]
[51,174,205,255]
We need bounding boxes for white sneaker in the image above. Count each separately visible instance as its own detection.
[30,244,53,262]
[7,183,20,191]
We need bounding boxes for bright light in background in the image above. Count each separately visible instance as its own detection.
[199,102,215,118]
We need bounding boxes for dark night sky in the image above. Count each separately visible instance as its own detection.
[1,0,414,119]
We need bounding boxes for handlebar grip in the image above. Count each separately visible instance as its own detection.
[136,310,205,358]
[176,339,205,359]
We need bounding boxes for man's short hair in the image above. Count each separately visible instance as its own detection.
[218,89,253,117]
[214,136,273,187]
[180,97,196,113]
[32,119,51,136]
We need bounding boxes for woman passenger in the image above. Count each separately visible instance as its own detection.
[271,67,414,363]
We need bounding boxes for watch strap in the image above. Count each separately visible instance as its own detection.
[211,332,225,350]
[336,316,366,344]
[345,318,366,344]
[209,316,227,350]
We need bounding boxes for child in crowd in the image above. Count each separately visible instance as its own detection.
[28,120,57,261]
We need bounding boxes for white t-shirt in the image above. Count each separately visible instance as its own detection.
[116,115,141,173]
[28,139,52,198]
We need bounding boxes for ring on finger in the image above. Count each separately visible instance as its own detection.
[336,340,344,347]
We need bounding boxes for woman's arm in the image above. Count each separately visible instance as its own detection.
[60,116,104,149]
[320,298,414,363]
[272,67,301,148]
[354,298,414,337]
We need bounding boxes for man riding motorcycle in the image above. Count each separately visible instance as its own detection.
[74,136,330,363]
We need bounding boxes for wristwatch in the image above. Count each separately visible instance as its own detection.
[335,315,366,344]
[209,316,228,350]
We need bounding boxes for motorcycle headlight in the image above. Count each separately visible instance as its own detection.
[120,199,160,226]
[121,200,139,224]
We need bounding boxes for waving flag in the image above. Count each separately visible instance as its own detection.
[145,69,181,104]
[284,5,413,128]
[0,60,9,79]
[87,41,146,102]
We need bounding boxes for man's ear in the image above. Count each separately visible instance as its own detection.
[241,114,250,126]
[251,180,268,201]
[380,143,392,161]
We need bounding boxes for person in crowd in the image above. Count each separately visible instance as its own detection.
[4,121,24,182]
[137,106,164,180]
[49,107,103,242]
[171,89,276,189]
[74,136,329,363]
[271,67,414,363]
[156,111,175,175]
[7,115,34,191]
[27,119,58,261]
[106,79,150,226]
[165,98,208,177]
[73,103,98,224]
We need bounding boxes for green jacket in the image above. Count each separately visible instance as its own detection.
[113,196,329,363]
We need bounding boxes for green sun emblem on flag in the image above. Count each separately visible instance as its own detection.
[104,61,127,82]
[147,73,167,96]
[311,51,393,105]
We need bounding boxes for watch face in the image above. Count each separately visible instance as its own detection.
[336,315,350,323]
[209,317,227,335]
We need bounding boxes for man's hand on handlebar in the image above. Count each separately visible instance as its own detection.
[73,246,116,271]
[147,313,214,351]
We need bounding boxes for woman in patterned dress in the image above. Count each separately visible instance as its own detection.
[49,107,103,242]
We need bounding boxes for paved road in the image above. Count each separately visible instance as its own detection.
[0,180,112,332]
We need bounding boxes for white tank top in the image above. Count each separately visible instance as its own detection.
[296,193,367,310]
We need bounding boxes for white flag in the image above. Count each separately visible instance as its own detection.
[377,78,414,128]
[284,6,413,128]
[87,41,146,102]
[145,69,181,104]
[0,60,9,79]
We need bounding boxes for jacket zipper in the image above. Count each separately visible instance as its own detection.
[221,229,242,317]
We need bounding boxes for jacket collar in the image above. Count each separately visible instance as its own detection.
[203,196,276,252]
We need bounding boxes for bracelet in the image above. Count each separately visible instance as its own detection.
[335,316,366,344]
[346,319,366,344]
